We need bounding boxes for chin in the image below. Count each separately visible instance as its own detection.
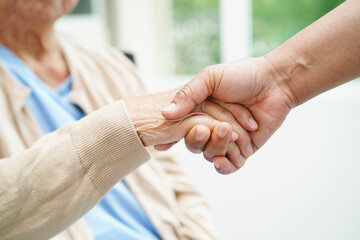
[64,0,79,14]
[14,0,79,22]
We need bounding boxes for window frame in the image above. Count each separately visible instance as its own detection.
[220,0,252,62]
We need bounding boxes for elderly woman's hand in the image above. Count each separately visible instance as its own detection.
[125,89,258,172]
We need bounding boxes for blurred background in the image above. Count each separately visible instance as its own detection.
[56,0,360,239]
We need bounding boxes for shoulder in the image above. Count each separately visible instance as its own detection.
[57,33,135,71]
[56,33,148,97]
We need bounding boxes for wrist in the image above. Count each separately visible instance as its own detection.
[124,97,162,147]
[262,47,312,108]
[124,90,181,147]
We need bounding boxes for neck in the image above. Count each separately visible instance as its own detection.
[0,17,60,60]
[0,16,69,88]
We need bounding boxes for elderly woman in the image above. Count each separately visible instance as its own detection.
[0,1,258,240]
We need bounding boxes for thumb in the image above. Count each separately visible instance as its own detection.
[161,66,218,120]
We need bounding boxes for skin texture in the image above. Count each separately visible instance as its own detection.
[162,57,291,167]
[0,0,78,88]
[125,89,257,170]
[163,0,360,174]
[0,0,259,170]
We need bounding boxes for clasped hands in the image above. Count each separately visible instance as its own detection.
[125,88,256,174]
[126,56,295,174]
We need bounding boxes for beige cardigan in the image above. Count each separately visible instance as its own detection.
[0,35,218,240]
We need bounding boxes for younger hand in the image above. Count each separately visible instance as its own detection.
[161,57,295,172]
[125,89,258,173]
[183,100,258,174]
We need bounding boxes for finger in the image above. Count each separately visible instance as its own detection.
[184,125,211,154]
[225,142,245,169]
[161,65,224,120]
[213,156,238,175]
[206,140,245,173]
[203,122,232,162]
[230,131,239,142]
[211,99,258,131]
[154,141,178,151]
[200,100,253,158]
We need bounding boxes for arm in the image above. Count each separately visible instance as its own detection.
[0,101,150,240]
[162,0,360,173]
[1,96,217,240]
[0,88,253,239]
[266,0,360,106]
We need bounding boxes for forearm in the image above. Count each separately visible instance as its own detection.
[0,101,150,240]
[265,0,360,107]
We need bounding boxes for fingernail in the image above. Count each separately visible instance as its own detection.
[217,125,229,138]
[161,103,176,112]
[214,162,221,169]
[245,144,253,156]
[195,130,206,141]
[234,155,246,168]
[239,155,246,167]
[230,132,238,142]
[249,117,258,129]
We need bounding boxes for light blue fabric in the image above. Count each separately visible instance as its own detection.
[0,44,161,240]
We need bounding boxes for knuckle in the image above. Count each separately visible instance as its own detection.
[203,152,213,162]
[234,158,246,169]
[200,66,212,76]
[176,84,199,107]
[177,84,194,99]
[216,106,237,124]
[237,130,251,144]
[199,100,209,112]
[185,141,203,154]
[186,145,202,154]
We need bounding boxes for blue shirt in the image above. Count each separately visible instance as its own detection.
[0,44,161,240]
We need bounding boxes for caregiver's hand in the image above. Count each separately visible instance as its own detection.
[125,88,258,170]
[161,0,360,174]
[183,98,258,173]
[161,57,294,164]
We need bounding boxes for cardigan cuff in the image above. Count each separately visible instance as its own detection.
[70,100,150,193]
